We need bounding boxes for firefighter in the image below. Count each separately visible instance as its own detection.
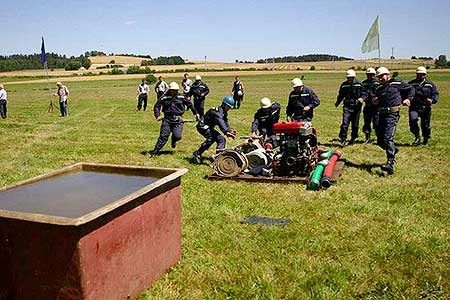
[150,82,199,157]
[362,67,381,143]
[373,67,414,174]
[192,96,236,164]
[408,66,439,146]
[335,70,366,147]
[189,75,210,117]
[286,78,320,122]
[251,97,281,147]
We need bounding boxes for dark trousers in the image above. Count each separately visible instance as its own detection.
[194,97,205,117]
[156,91,164,100]
[293,116,312,122]
[409,106,432,139]
[137,94,148,111]
[339,107,361,141]
[233,93,243,109]
[196,126,226,155]
[59,101,68,117]
[154,119,184,152]
[0,100,6,119]
[259,127,277,147]
[376,112,399,160]
[362,106,378,135]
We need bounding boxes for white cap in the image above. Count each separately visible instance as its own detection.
[416,66,427,74]
[376,67,390,77]
[195,75,202,80]
[291,78,303,88]
[346,69,356,77]
[260,97,272,108]
[169,82,179,90]
[56,82,62,86]
[366,67,376,74]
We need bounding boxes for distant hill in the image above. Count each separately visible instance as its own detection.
[257,54,353,63]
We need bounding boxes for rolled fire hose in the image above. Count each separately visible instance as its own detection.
[320,150,342,189]
[212,150,248,177]
[308,150,333,191]
[245,148,269,169]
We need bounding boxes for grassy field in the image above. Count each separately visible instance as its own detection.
[1,71,449,299]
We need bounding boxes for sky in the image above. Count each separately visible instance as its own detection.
[1,0,449,62]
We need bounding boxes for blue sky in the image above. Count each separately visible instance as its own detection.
[1,0,449,62]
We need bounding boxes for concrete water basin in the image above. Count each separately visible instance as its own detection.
[0,162,187,300]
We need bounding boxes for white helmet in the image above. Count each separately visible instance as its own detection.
[56,81,62,86]
[260,97,272,108]
[346,69,356,77]
[237,90,243,96]
[366,67,376,74]
[195,75,202,80]
[416,66,427,74]
[376,67,390,77]
[291,78,303,88]
[169,82,179,90]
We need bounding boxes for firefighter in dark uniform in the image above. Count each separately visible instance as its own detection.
[192,96,236,164]
[189,75,210,118]
[335,69,366,147]
[150,82,199,157]
[362,67,381,143]
[408,66,439,146]
[231,76,244,109]
[286,78,320,122]
[251,97,281,148]
[374,67,414,174]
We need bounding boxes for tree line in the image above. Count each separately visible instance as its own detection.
[141,56,186,66]
[256,54,353,63]
[0,53,91,72]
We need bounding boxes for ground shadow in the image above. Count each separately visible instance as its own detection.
[319,138,371,148]
[344,159,387,177]
[140,150,174,156]
[182,156,213,166]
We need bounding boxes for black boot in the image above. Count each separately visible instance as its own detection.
[171,138,177,149]
[349,138,356,145]
[412,136,421,146]
[339,139,346,148]
[381,159,395,175]
[149,149,160,158]
[192,151,202,164]
[364,133,371,144]
[423,137,429,145]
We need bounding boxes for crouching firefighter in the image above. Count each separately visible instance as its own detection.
[193,96,237,164]
[150,82,199,157]
[374,67,414,175]
[251,97,281,148]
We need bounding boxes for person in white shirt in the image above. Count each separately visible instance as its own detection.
[182,73,193,98]
[0,84,7,119]
[54,82,70,117]
[154,76,169,100]
[137,79,150,111]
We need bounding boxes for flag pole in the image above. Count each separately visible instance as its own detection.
[377,16,381,67]
[41,37,55,112]
[44,61,55,112]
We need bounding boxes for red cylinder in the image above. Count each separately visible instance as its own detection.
[320,151,341,189]
[273,122,304,134]
[264,143,273,150]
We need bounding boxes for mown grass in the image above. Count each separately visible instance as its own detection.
[0,72,449,299]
